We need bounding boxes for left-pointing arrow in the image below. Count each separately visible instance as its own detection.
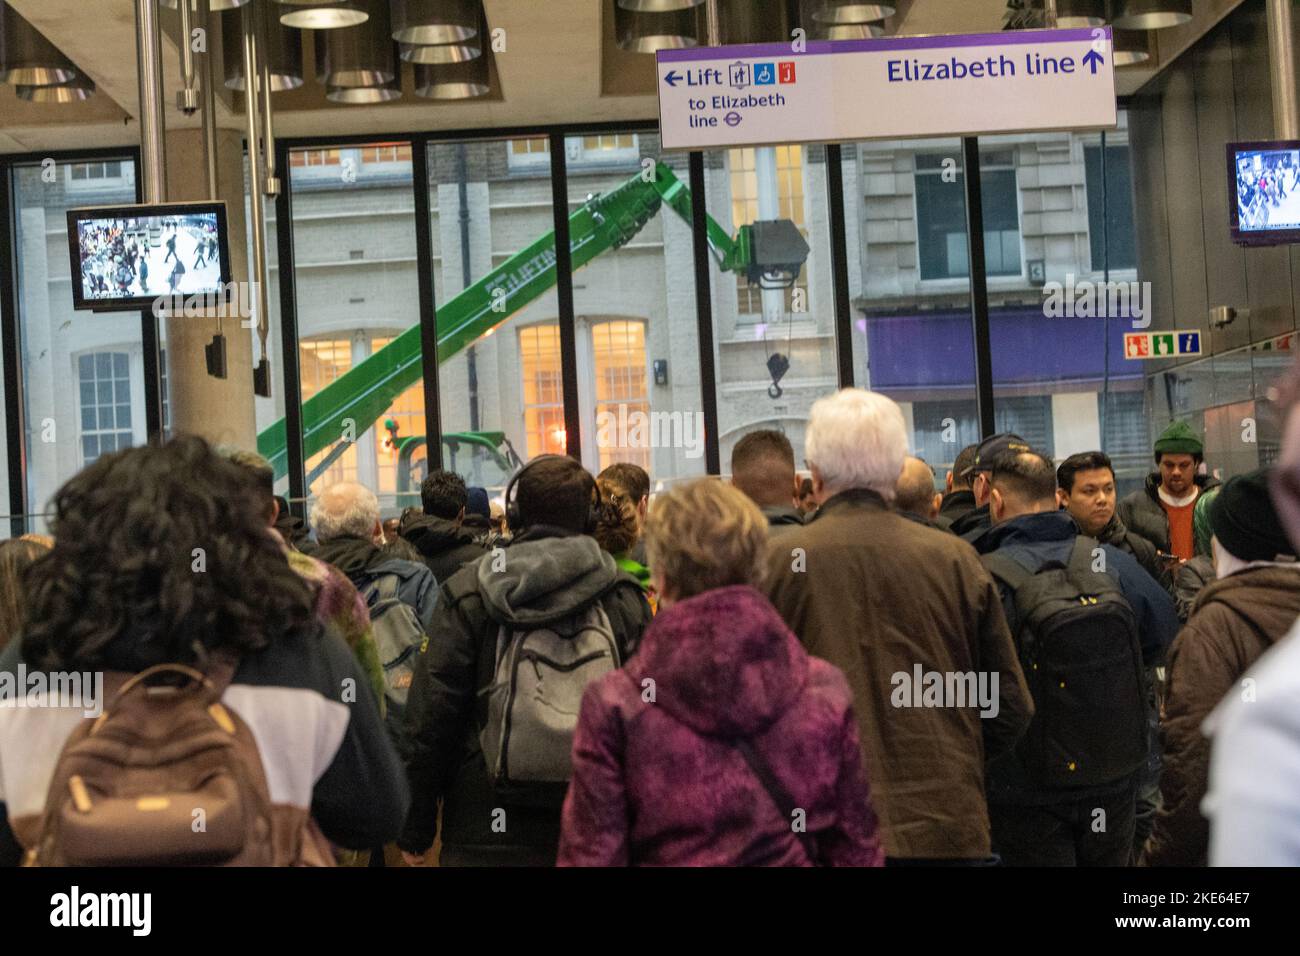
[665,70,683,87]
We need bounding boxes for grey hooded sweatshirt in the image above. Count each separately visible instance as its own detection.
[398,528,652,866]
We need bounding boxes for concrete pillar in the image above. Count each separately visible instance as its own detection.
[161,127,257,450]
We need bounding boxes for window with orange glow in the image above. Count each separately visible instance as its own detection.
[360,143,412,165]
[581,134,636,153]
[509,138,549,156]
[519,324,565,457]
[371,334,427,494]
[289,149,341,168]
[592,320,650,472]
[300,337,358,487]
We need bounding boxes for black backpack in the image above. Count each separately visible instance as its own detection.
[981,536,1148,789]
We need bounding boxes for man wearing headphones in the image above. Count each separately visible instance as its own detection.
[397,455,653,867]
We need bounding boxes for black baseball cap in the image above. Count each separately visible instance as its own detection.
[961,433,1032,479]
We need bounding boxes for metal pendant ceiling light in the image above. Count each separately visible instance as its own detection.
[413,54,489,98]
[276,0,370,29]
[327,76,400,102]
[391,0,479,45]
[17,73,95,102]
[400,37,479,63]
[315,0,396,86]
[799,0,883,39]
[811,1,897,23]
[616,0,704,10]
[223,7,305,90]
[1056,0,1107,28]
[1112,0,1193,30]
[0,5,78,86]
[399,6,484,64]
[1112,28,1152,65]
[161,0,249,10]
[615,3,700,53]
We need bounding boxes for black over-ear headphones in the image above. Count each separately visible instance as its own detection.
[504,454,603,535]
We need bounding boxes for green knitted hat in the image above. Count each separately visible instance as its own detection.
[1154,421,1203,457]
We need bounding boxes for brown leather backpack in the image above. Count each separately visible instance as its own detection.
[27,659,333,867]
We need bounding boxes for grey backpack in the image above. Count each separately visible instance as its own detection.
[479,602,620,799]
[358,572,427,735]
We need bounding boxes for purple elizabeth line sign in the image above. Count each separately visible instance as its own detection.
[656,27,1118,150]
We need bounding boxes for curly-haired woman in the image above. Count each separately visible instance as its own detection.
[594,473,656,613]
[0,436,408,866]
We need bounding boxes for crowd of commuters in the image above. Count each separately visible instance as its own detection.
[1,375,1300,867]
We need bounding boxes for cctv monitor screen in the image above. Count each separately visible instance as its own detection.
[1229,141,1300,246]
[67,202,232,311]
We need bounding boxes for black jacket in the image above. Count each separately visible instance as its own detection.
[312,535,439,633]
[398,511,487,584]
[761,504,805,537]
[898,509,952,534]
[461,514,506,550]
[274,496,313,553]
[398,528,652,865]
[1118,473,1220,556]
[937,489,977,531]
[1173,554,1215,623]
[1097,512,1170,591]
[952,502,992,541]
[973,511,1180,806]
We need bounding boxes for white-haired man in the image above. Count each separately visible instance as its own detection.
[312,482,440,735]
[764,389,1033,865]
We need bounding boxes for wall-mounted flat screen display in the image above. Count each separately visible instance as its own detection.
[1229,141,1300,246]
[67,202,232,311]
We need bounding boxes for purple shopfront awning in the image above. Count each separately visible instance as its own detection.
[860,305,1142,393]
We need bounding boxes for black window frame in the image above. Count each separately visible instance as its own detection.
[1,111,1142,517]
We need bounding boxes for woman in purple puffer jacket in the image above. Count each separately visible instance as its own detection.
[558,478,883,867]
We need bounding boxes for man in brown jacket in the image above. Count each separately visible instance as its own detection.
[1141,468,1300,866]
[765,389,1034,864]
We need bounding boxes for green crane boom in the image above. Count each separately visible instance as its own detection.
[256,161,777,480]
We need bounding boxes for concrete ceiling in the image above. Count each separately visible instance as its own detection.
[899,0,1008,36]
[0,0,1254,154]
